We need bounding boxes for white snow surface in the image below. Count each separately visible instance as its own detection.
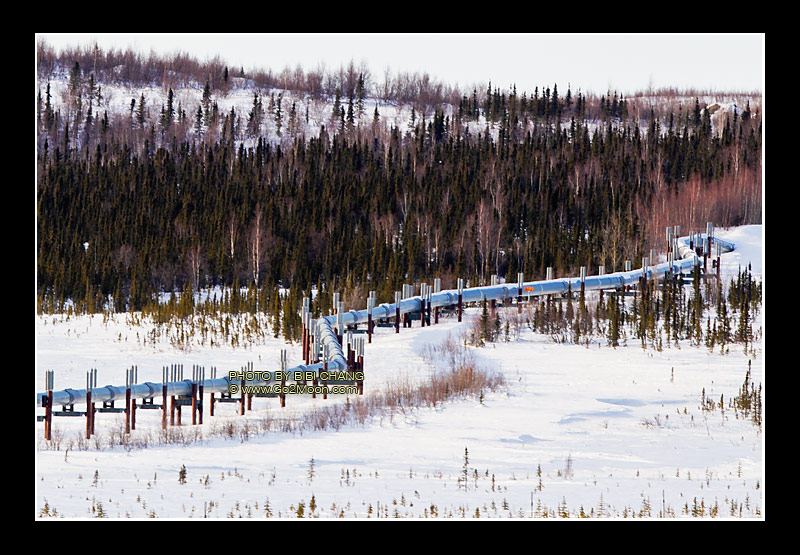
[35,226,764,519]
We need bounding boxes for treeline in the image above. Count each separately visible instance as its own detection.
[36,55,762,322]
[35,40,464,113]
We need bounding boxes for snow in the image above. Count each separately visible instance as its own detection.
[35,225,765,519]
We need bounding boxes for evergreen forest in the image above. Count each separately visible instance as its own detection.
[36,43,763,345]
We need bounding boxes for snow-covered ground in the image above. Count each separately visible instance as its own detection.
[35,225,764,519]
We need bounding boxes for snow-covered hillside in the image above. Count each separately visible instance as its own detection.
[35,226,764,519]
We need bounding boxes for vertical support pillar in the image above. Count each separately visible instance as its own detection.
[666,226,673,258]
[240,368,246,416]
[191,365,198,426]
[322,345,328,401]
[169,365,176,426]
[162,366,168,429]
[131,366,137,431]
[624,261,631,292]
[301,312,308,365]
[357,337,364,395]
[420,283,426,328]
[280,349,287,408]
[580,266,586,298]
[176,365,183,426]
[402,285,410,328]
[302,298,310,365]
[125,368,132,434]
[546,267,553,302]
[457,278,464,322]
[85,368,97,438]
[427,286,432,325]
[346,331,354,371]
[642,257,649,290]
[85,371,92,439]
[209,367,216,417]
[332,292,341,338]
[198,366,204,425]
[336,302,344,344]
[490,275,497,309]
[434,279,441,324]
[311,336,318,399]
[246,362,253,411]
[517,272,524,313]
[367,295,374,344]
[395,291,401,334]
[44,370,53,441]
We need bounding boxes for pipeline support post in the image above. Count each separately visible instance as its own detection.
[395,291,401,334]
[322,345,328,400]
[85,368,96,439]
[209,367,216,417]
[457,278,464,322]
[357,337,364,395]
[280,350,287,408]
[580,267,586,300]
[125,367,132,434]
[44,370,53,441]
[162,366,168,429]
[434,279,441,323]
[191,365,198,426]
[420,283,427,327]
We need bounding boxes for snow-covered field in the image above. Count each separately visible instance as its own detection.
[35,226,764,519]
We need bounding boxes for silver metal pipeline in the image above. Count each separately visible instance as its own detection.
[36,232,735,409]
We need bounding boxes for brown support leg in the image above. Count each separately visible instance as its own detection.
[191,383,198,425]
[131,395,136,431]
[395,307,400,333]
[125,387,131,434]
[457,294,463,322]
[198,384,204,425]
[435,306,439,324]
[357,355,364,395]
[368,314,373,343]
[303,328,308,364]
[162,385,167,430]
[209,391,215,417]
[85,390,92,439]
[44,390,53,441]
[170,395,176,427]
[322,361,328,400]
[240,380,246,415]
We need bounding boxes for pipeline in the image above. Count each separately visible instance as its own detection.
[36,232,734,409]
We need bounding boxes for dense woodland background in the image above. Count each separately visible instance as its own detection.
[36,40,762,326]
